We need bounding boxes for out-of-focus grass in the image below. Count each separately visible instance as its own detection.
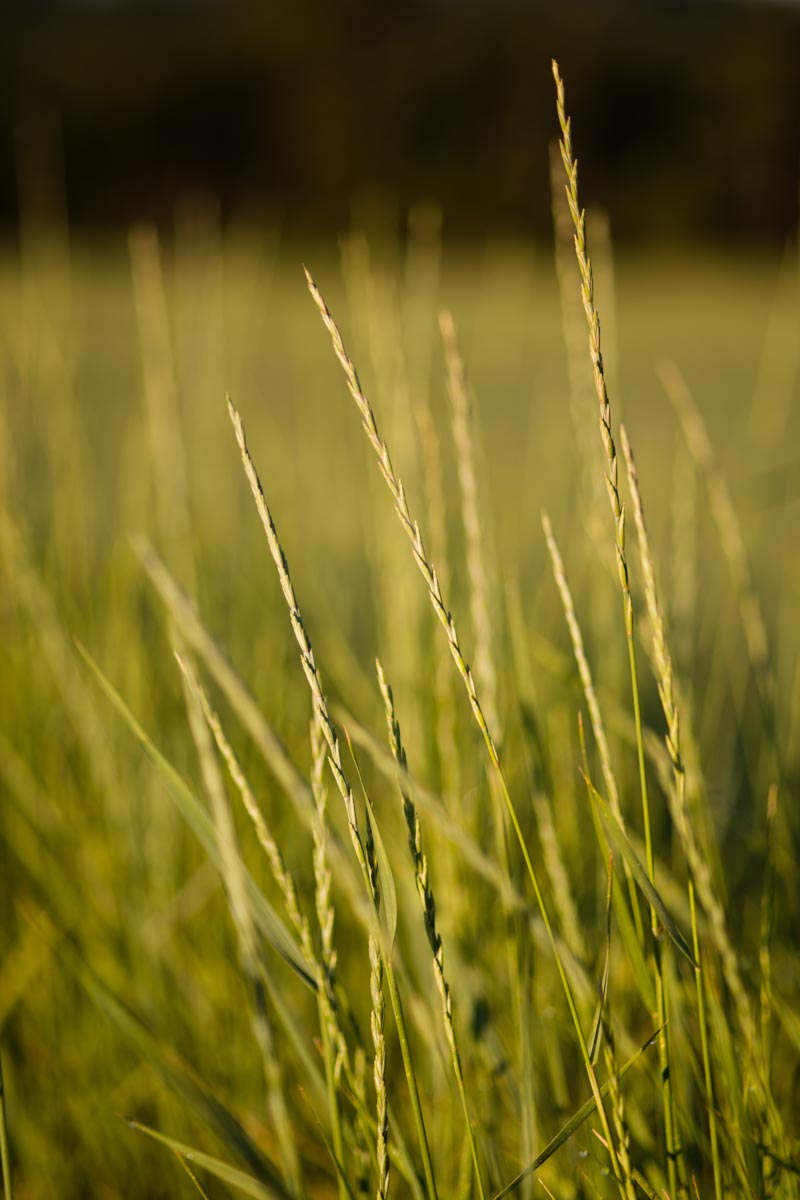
[0,217,798,1199]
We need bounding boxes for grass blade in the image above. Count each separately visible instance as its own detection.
[492,1028,662,1200]
[0,1057,12,1200]
[76,640,316,990]
[581,768,696,968]
[127,1119,285,1200]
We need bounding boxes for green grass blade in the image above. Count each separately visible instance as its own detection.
[492,1028,662,1199]
[174,1151,214,1200]
[341,711,526,913]
[76,640,316,990]
[588,856,614,1065]
[344,728,398,949]
[127,1119,286,1200]
[581,769,696,968]
[0,1057,12,1200]
[47,929,288,1192]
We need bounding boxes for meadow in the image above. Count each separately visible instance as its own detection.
[1,75,799,1200]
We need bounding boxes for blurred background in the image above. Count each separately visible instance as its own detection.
[2,0,800,244]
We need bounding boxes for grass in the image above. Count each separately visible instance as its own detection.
[1,66,799,1199]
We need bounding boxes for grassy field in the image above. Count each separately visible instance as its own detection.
[1,107,799,1199]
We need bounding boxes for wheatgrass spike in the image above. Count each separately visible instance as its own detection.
[177,652,311,953]
[340,228,427,765]
[377,659,486,1200]
[176,649,353,1167]
[552,58,679,1196]
[137,537,370,932]
[548,140,604,527]
[226,395,439,1200]
[303,267,627,1192]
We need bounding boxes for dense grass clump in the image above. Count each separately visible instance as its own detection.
[1,66,799,1200]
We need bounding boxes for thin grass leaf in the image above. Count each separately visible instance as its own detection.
[340,710,525,913]
[297,1088,360,1200]
[344,727,398,950]
[173,1150,213,1200]
[127,1119,285,1200]
[492,1028,662,1200]
[588,856,614,1064]
[76,640,316,990]
[0,1057,12,1200]
[581,769,696,968]
[631,1169,660,1199]
[47,929,288,1193]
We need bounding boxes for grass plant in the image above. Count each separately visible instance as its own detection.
[0,60,798,1200]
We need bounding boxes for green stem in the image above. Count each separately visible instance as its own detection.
[484,745,627,1197]
[384,960,439,1200]
[0,1057,13,1200]
[319,1000,347,1200]
[690,884,723,1200]
[625,624,679,1200]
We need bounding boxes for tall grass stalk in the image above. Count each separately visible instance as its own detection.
[552,59,679,1195]
[226,397,439,1200]
[303,268,628,1191]
[0,1057,12,1200]
[138,540,372,932]
[619,424,723,1200]
[367,817,390,1200]
[181,662,302,1196]
[376,660,486,1200]
[620,424,794,1191]
[175,652,351,1181]
[440,307,533,1175]
[659,361,779,771]
[541,512,647,969]
[310,713,350,1198]
[412,404,461,803]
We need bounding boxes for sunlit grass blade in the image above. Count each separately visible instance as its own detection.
[174,1150,213,1200]
[580,766,696,968]
[340,709,525,913]
[127,1118,285,1200]
[137,538,371,936]
[0,1057,12,1200]
[46,927,288,1192]
[76,639,316,989]
[492,1028,662,1200]
[181,658,302,1196]
[227,394,440,1200]
[344,728,398,952]
[588,856,614,1066]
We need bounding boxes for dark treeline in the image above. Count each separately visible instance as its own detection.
[2,0,800,243]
